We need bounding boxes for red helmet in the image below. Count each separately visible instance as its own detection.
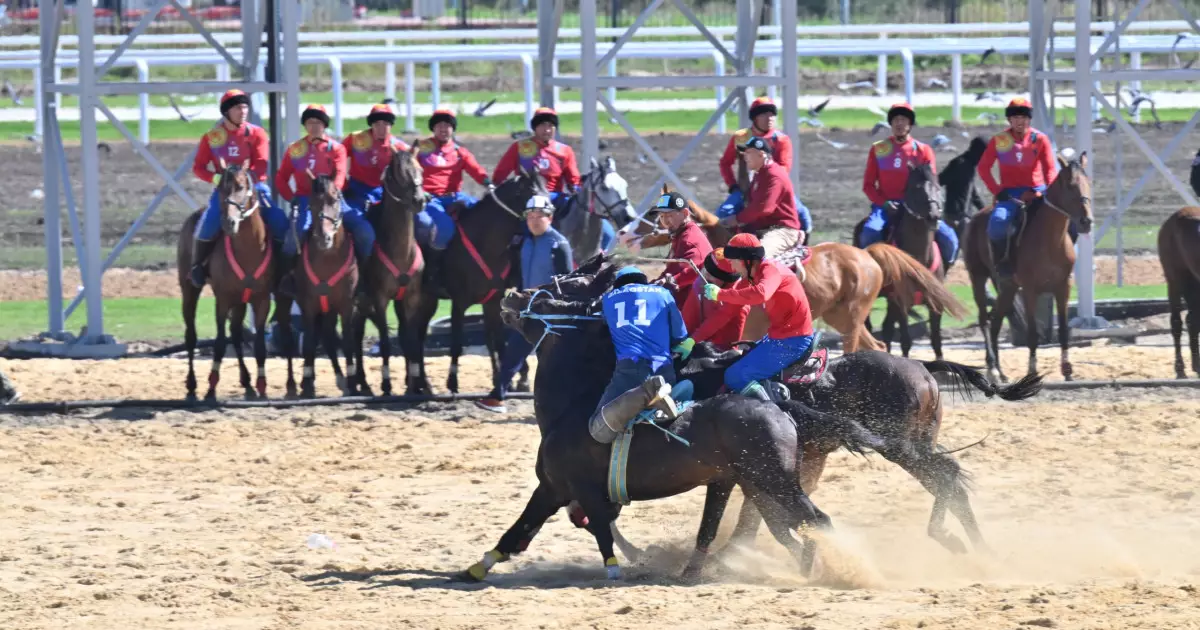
[724,233,765,262]
[367,103,395,126]
[530,106,559,130]
[749,96,777,120]
[219,89,250,117]
[1005,98,1033,118]
[301,104,330,128]
[886,102,916,125]
[428,107,457,131]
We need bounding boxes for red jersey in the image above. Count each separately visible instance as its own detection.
[715,259,813,339]
[193,121,270,184]
[719,127,792,189]
[417,138,490,196]
[492,138,581,193]
[862,137,937,206]
[737,161,800,233]
[976,128,1058,195]
[658,220,712,306]
[274,135,348,201]
[683,276,749,349]
[342,130,409,188]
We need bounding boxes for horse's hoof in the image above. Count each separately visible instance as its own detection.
[185,392,197,403]
[243,390,258,401]
[203,390,218,403]
[679,566,704,585]
[450,569,483,584]
[446,377,459,394]
[513,380,531,393]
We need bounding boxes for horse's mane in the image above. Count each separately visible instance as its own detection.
[311,173,335,197]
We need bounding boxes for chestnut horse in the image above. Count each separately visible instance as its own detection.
[1158,207,1200,379]
[963,153,1093,383]
[177,162,276,401]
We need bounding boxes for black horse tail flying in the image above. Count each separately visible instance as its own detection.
[777,400,886,458]
[921,360,1044,402]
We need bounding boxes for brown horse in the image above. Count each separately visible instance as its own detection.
[353,146,426,396]
[964,154,1093,383]
[1158,207,1200,378]
[623,192,963,353]
[177,162,276,401]
[293,173,359,398]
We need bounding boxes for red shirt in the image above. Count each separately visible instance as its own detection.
[715,259,813,339]
[719,128,792,189]
[417,138,490,196]
[657,220,712,305]
[862,137,937,206]
[737,161,800,233]
[492,138,581,193]
[342,130,410,188]
[193,121,270,184]
[683,276,749,349]
[274,135,348,201]
[976,128,1058,195]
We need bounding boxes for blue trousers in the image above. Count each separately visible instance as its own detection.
[417,192,473,251]
[490,328,535,398]
[859,203,960,266]
[194,182,289,243]
[987,186,1045,242]
[597,358,677,411]
[286,195,373,258]
[725,334,814,391]
[717,188,813,232]
[343,177,383,216]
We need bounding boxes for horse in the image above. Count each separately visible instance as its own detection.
[292,173,359,398]
[405,168,545,395]
[554,156,639,263]
[1157,207,1200,379]
[852,162,959,359]
[963,153,1094,383]
[621,192,964,354]
[353,146,427,396]
[177,161,276,401]
[456,263,886,583]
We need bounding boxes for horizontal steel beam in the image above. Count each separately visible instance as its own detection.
[47,80,290,95]
[1035,69,1200,82]
[551,75,786,88]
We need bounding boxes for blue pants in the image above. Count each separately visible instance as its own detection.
[194,182,289,243]
[417,192,473,251]
[725,334,814,391]
[491,328,535,398]
[859,203,960,266]
[987,186,1045,242]
[597,358,677,410]
[286,195,373,259]
[343,177,383,216]
[717,188,813,232]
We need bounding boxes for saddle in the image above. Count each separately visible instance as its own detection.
[771,244,812,268]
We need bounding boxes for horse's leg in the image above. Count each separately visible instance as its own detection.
[1184,282,1200,377]
[301,313,318,399]
[458,481,567,582]
[877,441,985,555]
[446,299,466,394]
[252,296,270,398]
[929,308,944,362]
[1168,278,1187,379]
[720,494,764,555]
[482,300,506,388]
[228,303,256,400]
[401,295,438,395]
[515,360,531,392]
[896,299,914,358]
[574,485,624,580]
[881,299,897,354]
[1053,284,1072,381]
[681,479,735,583]
[741,483,827,578]
[970,274,999,382]
[341,303,359,396]
[206,304,229,402]
[1022,288,1042,379]
[323,310,349,396]
[277,297,298,398]
[182,286,201,401]
[987,283,1018,384]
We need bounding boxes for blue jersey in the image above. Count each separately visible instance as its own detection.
[601,283,688,371]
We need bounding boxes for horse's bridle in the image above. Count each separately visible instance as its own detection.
[581,168,630,221]
[485,184,524,220]
[222,175,260,221]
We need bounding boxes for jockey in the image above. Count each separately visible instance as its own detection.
[682,248,748,351]
[187,89,288,289]
[652,191,712,307]
[492,107,581,214]
[417,108,493,279]
[341,103,410,217]
[475,194,573,414]
[721,136,802,260]
[702,233,814,402]
[589,266,692,444]
[859,102,959,268]
[717,96,813,234]
[976,97,1059,278]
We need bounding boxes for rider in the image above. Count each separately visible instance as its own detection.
[976,97,1059,279]
[722,136,802,260]
[341,103,410,219]
[187,89,289,289]
[682,248,747,351]
[717,96,813,236]
[702,233,814,402]
[653,191,712,307]
[474,194,574,414]
[417,108,493,278]
[859,102,959,269]
[588,266,693,444]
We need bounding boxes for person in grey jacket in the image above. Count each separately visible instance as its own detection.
[475,194,573,413]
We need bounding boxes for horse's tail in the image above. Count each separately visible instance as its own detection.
[921,360,1044,401]
[777,400,886,458]
[865,243,968,318]
[177,210,203,286]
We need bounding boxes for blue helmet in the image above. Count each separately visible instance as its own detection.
[612,265,648,289]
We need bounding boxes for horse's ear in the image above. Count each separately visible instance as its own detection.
[1056,155,1069,171]
[1079,151,1089,171]
[410,143,420,157]
[661,182,670,195]
[605,155,616,171]
[589,156,600,170]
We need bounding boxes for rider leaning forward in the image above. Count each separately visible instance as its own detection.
[682,248,748,352]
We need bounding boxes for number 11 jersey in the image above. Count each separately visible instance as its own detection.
[601,283,688,372]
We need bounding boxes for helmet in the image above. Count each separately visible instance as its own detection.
[886,102,916,125]
[736,135,773,157]
[612,266,649,289]
[524,194,554,215]
[704,249,740,284]
[367,103,396,126]
[749,96,777,120]
[219,89,251,118]
[1005,98,1033,119]
[724,233,765,262]
[530,107,559,130]
[428,108,457,131]
[301,104,330,128]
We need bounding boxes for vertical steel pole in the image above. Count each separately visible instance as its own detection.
[41,0,64,335]
[77,0,105,340]
[781,0,798,198]
[580,0,600,165]
[1074,0,1096,323]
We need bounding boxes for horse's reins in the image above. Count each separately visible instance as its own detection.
[484,185,524,220]
[516,287,604,353]
[628,256,704,281]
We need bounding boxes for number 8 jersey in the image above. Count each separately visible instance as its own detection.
[862,137,936,206]
[601,283,688,371]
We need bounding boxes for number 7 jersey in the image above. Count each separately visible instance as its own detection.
[601,283,688,371]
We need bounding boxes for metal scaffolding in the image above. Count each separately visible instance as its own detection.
[1028,0,1200,328]
[538,0,800,212]
[30,0,299,357]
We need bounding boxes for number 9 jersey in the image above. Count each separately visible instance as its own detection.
[602,283,688,372]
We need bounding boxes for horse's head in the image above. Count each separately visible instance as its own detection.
[902,161,945,227]
[499,262,620,343]
[491,164,547,219]
[616,183,714,251]
[1047,151,1094,234]
[218,161,258,236]
[309,172,344,251]
[583,156,637,229]
[382,144,425,212]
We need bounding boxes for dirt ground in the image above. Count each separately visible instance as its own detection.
[0,355,1198,629]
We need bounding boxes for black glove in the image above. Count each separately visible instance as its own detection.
[884,200,902,214]
[995,190,1012,202]
[728,184,739,195]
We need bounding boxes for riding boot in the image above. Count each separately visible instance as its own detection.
[990,235,1014,281]
[422,246,445,288]
[188,237,218,289]
[354,250,372,299]
[738,380,773,402]
[588,375,678,444]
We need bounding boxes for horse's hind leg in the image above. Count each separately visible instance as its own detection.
[742,483,827,578]
[400,295,437,395]
[458,482,567,582]
[1168,277,1187,378]
[1023,288,1043,379]
[929,309,944,361]
[681,479,735,583]
[206,305,230,402]
[446,300,466,394]
[229,303,256,400]
[1053,285,1072,381]
[300,314,318,398]
[987,283,1018,384]
[276,297,299,398]
[324,310,349,396]
[515,359,531,392]
[574,485,624,580]
[879,441,984,554]
[895,299,914,358]
[182,286,201,401]
[1184,281,1200,377]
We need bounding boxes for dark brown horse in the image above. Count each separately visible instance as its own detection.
[293,173,359,398]
[964,154,1093,383]
[1158,207,1200,378]
[177,162,276,401]
[353,146,426,396]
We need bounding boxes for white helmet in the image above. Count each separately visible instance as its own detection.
[525,194,554,214]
